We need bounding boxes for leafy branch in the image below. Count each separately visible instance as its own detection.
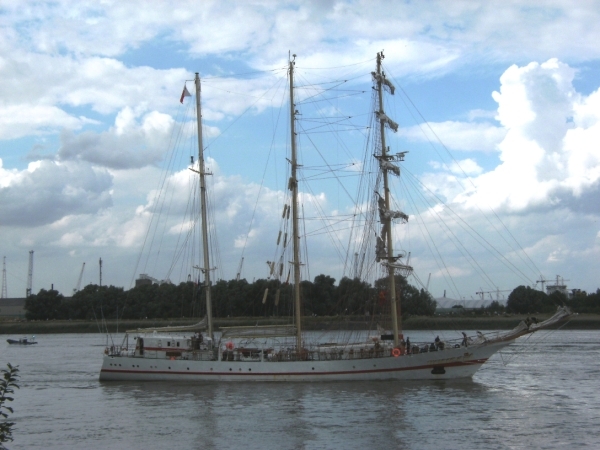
[0,363,20,446]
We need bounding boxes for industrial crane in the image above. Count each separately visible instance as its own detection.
[73,262,86,294]
[236,257,244,281]
[476,288,512,300]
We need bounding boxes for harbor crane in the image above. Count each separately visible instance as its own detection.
[236,257,244,281]
[476,288,511,300]
[535,275,569,294]
[73,262,86,294]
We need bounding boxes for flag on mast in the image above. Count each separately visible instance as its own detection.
[180,85,191,103]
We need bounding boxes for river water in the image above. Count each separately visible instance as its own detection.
[1,329,598,449]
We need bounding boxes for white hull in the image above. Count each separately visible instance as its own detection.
[99,340,511,382]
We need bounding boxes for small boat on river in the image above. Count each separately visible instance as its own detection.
[7,336,37,345]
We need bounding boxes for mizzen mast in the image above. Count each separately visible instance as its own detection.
[194,72,214,341]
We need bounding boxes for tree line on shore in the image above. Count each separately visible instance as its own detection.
[23,274,600,321]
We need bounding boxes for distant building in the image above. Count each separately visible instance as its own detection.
[135,274,173,288]
[435,289,505,312]
[135,274,154,287]
[546,280,569,297]
[0,298,26,318]
[435,297,500,310]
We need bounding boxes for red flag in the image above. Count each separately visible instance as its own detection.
[180,85,191,103]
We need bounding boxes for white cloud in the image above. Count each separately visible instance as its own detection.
[447,59,600,213]
[449,159,482,176]
[0,104,95,140]
[57,107,174,169]
[400,121,506,153]
[0,160,112,227]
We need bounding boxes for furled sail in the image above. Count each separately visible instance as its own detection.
[378,158,400,175]
[381,261,413,277]
[376,235,386,262]
[383,210,408,221]
[371,71,396,95]
[375,111,399,132]
[377,194,408,222]
[473,306,574,345]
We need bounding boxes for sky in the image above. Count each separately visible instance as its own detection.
[1,0,599,301]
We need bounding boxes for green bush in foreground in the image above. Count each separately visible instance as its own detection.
[0,363,20,447]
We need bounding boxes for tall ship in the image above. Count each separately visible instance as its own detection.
[99,53,572,382]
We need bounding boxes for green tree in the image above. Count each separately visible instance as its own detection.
[308,275,337,316]
[486,300,506,313]
[336,277,373,315]
[401,286,437,316]
[506,286,548,314]
[570,289,600,313]
[0,363,19,446]
[374,275,436,317]
[24,289,65,320]
[546,290,568,312]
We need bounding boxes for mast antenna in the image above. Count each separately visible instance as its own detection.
[26,250,34,297]
[1,257,7,299]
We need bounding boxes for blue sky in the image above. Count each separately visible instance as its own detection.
[1,0,599,301]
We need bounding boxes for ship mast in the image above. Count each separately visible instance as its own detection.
[376,53,400,346]
[373,52,413,347]
[194,73,214,341]
[289,55,303,352]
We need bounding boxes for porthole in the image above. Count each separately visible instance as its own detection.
[229,368,232,371]
[248,368,251,372]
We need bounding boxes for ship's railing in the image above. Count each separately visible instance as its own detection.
[110,338,470,361]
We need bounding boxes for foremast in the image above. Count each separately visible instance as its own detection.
[288,55,303,352]
[193,73,214,341]
[373,52,412,347]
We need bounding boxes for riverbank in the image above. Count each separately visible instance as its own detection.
[0,313,596,334]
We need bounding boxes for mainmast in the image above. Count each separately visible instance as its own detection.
[289,55,303,351]
[194,73,214,341]
[373,52,411,347]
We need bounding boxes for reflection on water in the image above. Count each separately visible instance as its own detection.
[2,330,599,449]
